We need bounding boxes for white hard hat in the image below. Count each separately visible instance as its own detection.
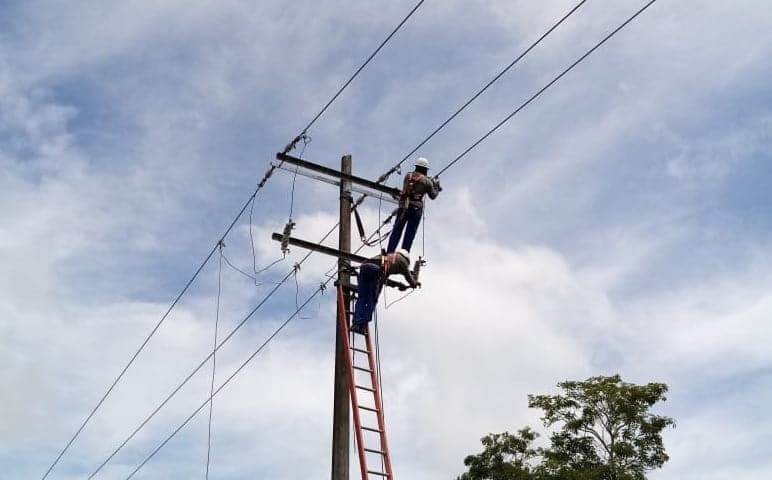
[414,157,429,169]
[396,248,411,263]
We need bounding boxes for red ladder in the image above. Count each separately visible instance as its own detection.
[336,285,394,480]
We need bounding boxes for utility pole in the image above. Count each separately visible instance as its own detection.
[331,154,352,480]
[269,151,400,479]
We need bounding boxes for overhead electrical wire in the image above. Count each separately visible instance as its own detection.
[40,169,278,480]
[59,1,427,473]
[204,245,224,480]
[87,0,659,475]
[85,223,340,479]
[250,195,285,280]
[435,0,659,178]
[327,0,591,247]
[124,284,327,480]
[284,0,426,154]
[45,1,425,473]
[376,0,589,183]
[124,217,400,476]
[154,1,660,474]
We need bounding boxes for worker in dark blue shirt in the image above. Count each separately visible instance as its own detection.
[351,249,418,334]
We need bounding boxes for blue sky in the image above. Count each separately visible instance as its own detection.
[2,1,772,479]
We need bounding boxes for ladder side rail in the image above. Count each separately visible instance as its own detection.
[364,331,394,479]
[337,286,369,480]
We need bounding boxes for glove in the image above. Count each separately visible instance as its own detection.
[434,179,443,192]
[398,284,408,292]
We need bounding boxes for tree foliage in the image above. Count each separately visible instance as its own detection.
[457,428,539,480]
[456,375,675,480]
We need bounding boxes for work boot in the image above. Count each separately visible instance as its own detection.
[350,323,368,335]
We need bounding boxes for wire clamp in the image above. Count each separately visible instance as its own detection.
[258,166,276,189]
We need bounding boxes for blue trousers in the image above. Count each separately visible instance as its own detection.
[386,204,423,253]
[353,263,382,326]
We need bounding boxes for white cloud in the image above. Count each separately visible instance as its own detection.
[2,0,772,479]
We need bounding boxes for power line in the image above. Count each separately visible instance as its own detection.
[51,3,423,474]
[377,0,589,182]
[249,194,286,280]
[303,0,594,270]
[86,1,660,474]
[124,284,327,480]
[85,223,340,479]
[124,223,385,477]
[52,2,424,471]
[284,0,426,153]
[435,0,659,178]
[40,168,278,480]
[205,246,224,480]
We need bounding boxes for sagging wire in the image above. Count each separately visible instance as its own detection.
[205,243,224,480]
[293,263,323,320]
[384,289,414,309]
[221,251,281,286]
[40,171,280,480]
[88,223,344,480]
[288,134,312,222]
[281,134,310,258]
[324,208,398,280]
[123,284,328,480]
[250,183,286,280]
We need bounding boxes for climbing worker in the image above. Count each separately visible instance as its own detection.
[351,249,418,334]
[386,157,441,254]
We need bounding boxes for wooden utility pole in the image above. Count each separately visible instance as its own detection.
[331,154,352,480]
[270,151,399,479]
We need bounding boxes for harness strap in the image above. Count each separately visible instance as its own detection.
[400,172,426,207]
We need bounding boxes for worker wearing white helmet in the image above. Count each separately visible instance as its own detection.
[386,157,442,253]
[351,249,418,334]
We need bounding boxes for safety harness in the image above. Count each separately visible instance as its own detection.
[380,253,398,276]
[399,172,425,208]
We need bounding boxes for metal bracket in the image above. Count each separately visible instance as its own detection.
[271,233,370,264]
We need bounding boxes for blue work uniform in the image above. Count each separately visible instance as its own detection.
[353,253,418,327]
[386,171,439,253]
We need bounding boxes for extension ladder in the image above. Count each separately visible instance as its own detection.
[336,285,394,480]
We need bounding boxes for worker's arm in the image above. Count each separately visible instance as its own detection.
[398,264,419,289]
[421,176,439,199]
[389,255,419,289]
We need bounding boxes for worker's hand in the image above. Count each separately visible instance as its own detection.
[434,179,443,192]
[398,284,408,291]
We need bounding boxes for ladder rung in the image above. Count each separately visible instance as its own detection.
[351,347,369,354]
[353,365,373,373]
[356,384,375,393]
[367,470,388,477]
[364,447,385,455]
[359,405,379,413]
[361,426,382,433]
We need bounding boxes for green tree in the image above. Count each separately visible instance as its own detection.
[529,375,675,480]
[457,427,539,480]
[455,375,674,480]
